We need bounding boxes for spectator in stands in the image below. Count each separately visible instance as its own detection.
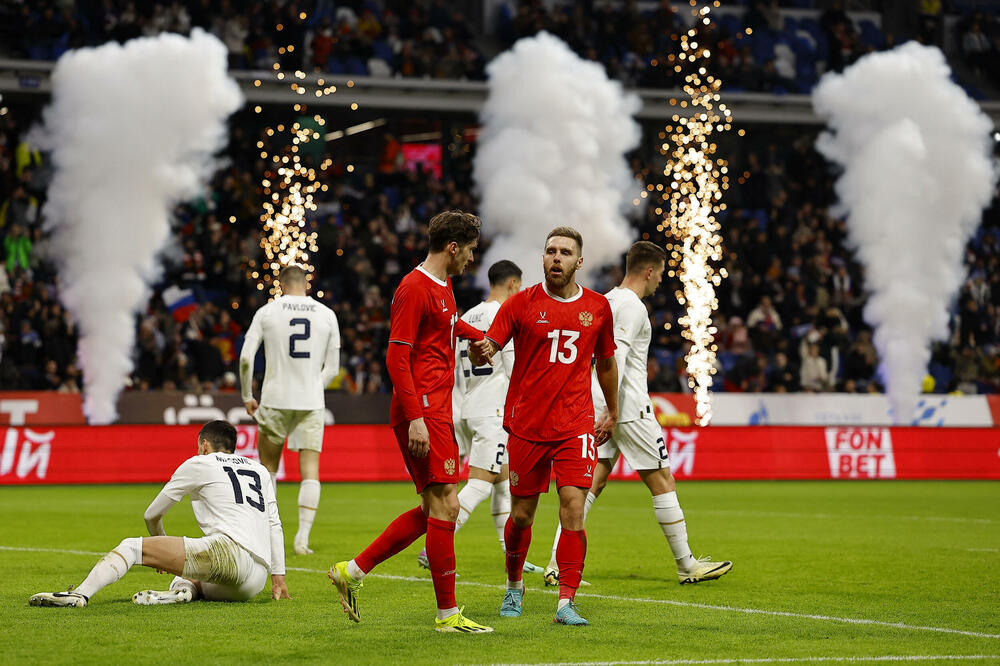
[800,342,830,392]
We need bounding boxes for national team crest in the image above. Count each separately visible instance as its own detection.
[444,458,456,475]
[510,472,519,486]
[579,311,594,327]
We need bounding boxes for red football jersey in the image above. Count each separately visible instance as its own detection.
[486,282,615,442]
[388,266,463,426]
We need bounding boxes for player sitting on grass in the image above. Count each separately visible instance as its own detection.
[29,420,289,607]
[543,241,732,587]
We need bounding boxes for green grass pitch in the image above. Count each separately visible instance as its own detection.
[1,480,998,665]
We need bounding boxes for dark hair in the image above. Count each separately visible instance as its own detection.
[279,264,307,286]
[427,210,481,252]
[545,226,583,253]
[488,260,522,286]
[199,420,237,453]
[625,241,667,274]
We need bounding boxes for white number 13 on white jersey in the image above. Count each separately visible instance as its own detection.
[547,329,579,364]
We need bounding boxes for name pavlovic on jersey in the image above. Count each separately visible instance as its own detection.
[155,452,285,573]
[592,287,655,423]
[486,282,615,442]
[454,301,514,420]
[241,295,340,410]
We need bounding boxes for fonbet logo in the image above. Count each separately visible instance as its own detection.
[825,427,896,479]
[1,400,52,480]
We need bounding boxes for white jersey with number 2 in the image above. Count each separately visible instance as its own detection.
[454,300,513,419]
[157,452,284,573]
[241,295,340,410]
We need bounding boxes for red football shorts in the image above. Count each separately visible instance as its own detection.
[393,418,461,493]
[507,431,598,497]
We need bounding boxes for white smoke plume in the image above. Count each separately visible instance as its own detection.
[32,29,242,424]
[474,32,641,288]
[812,42,996,423]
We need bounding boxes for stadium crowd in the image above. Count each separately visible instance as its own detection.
[2,0,905,94]
[2,94,999,398]
[1,2,999,398]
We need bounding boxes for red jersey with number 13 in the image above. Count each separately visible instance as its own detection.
[486,282,615,442]
[388,266,463,426]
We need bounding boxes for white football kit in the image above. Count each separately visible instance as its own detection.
[146,452,285,601]
[240,294,340,451]
[454,300,514,473]
[592,287,668,470]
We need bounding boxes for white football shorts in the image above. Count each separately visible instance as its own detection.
[181,533,268,601]
[596,416,670,471]
[458,416,508,474]
[255,406,324,452]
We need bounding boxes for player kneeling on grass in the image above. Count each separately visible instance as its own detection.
[543,242,732,587]
[29,420,290,608]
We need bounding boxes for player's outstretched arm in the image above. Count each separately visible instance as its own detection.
[320,312,342,388]
[143,492,177,536]
[265,476,290,599]
[594,356,619,445]
[239,312,265,417]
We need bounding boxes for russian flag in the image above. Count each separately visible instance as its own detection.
[163,285,198,322]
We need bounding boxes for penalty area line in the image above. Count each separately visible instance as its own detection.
[6,546,996,641]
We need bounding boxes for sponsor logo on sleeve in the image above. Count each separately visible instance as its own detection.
[825,427,896,479]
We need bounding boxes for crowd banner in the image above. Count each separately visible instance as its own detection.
[2,423,997,485]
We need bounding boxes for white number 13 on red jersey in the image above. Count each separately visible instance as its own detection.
[547,329,579,364]
[578,433,596,460]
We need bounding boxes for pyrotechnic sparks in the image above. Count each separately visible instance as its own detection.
[660,2,731,425]
[253,12,345,297]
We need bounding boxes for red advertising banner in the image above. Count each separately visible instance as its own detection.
[0,393,86,426]
[2,424,997,485]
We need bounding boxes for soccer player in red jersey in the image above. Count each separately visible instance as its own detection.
[329,210,493,634]
[474,226,619,626]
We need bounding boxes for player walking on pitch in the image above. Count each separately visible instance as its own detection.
[544,241,732,586]
[29,420,289,607]
[473,226,619,626]
[415,260,541,575]
[329,210,493,633]
[240,264,341,555]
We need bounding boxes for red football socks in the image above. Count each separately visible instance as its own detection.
[355,506,427,573]
[504,517,532,584]
[557,528,587,600]
[425,517,457,610]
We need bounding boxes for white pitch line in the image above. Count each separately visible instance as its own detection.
[283,566,1000,641]
[696,510,996,526]
[965,548,998,553]
[6,547,997,641]
[484,656,1000,666]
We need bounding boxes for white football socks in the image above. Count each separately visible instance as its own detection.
[548,491,597,569]
[346,559,366,581]
[76,537,142,599]
[295,479,321,547]
[454,478,493,532]
[491,479,511,550]
[653,491,695,570]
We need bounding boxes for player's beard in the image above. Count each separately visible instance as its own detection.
[545,264,576,290]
